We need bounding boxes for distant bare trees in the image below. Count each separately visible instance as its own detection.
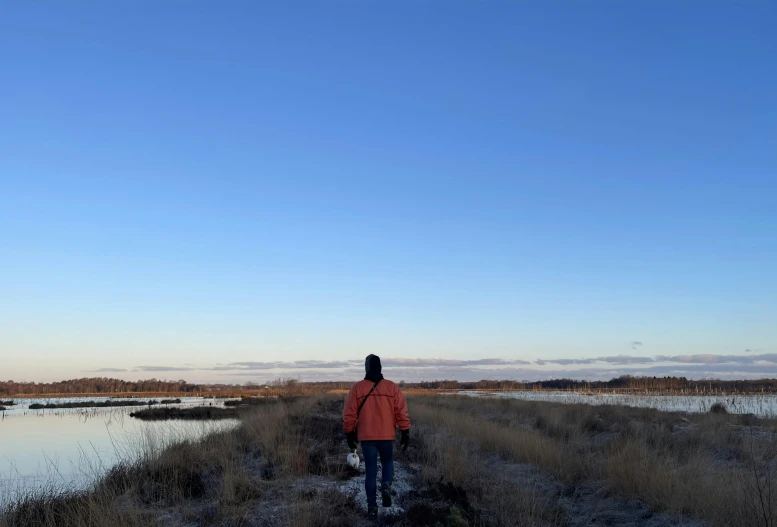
[3,374,776,397]
[411,376,777,394]
[0,377,202,396]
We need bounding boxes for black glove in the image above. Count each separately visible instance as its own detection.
[400,429,409,451]
[346,430,358,450]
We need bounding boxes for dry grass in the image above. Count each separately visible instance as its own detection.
[406,421,566,526]
[0,490,157,527]
[1,397,359,527]
[3,393,776,527]
[408,394,777,527]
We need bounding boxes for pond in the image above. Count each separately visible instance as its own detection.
[0,397,240,504]
[458,390,777,418]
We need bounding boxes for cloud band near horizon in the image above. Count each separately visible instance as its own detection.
[82,353,777,382]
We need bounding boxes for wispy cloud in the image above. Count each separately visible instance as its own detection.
[225,360,354,371]
[134,366,195,372]
[536,358,596,366]
[534,356,653,366]
[534,353,777,367]
[87,352,776,383]
[212,358,532,371]
[382,358,532,367]
[593,355,654,365]
[655,353,777,365]
[631,341,643,350]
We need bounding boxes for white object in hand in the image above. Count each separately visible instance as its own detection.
[347,450,360,469]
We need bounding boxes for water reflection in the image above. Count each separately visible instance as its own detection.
[0,398,239,503]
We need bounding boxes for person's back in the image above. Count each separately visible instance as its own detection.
[344,378,409,441]
[343,354,410,521]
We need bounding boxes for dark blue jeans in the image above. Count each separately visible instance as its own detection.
[361,440,394,508]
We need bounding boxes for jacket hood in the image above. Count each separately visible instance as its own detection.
[364,354,384,382]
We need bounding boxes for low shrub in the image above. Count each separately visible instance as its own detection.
[710,402,728,414]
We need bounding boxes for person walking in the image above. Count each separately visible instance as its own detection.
[343,354,411,521]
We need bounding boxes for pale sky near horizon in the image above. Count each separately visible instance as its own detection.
[1,2,776,383]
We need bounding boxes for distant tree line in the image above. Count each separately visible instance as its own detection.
[0,377,356,397]
[405,375,777,393]
[0,377,203,396]
[3,375,777,396]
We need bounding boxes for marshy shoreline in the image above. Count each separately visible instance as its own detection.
[27,399,184,410]
[1,394,776,527]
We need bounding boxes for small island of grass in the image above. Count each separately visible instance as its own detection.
[129,406,238,420]
[28,400,161,410]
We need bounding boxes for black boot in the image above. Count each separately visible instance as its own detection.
[381,486,392,507]
[366,506,378,522]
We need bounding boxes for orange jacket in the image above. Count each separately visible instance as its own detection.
[343,379,411,441]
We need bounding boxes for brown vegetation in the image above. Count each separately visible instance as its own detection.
[408,395,777,526]
[1,396,362,527]
[129,407,239,420]
[28,400,161,410]
[2,394,776,527]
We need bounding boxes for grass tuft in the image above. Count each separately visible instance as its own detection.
[710,401,729,414]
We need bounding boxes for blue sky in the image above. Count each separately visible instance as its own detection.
[1,1,775,382]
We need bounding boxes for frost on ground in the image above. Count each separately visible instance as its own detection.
[332,459,413,516]
[294,457,414,523]
[561,480,707,527]
[482,456,708,527]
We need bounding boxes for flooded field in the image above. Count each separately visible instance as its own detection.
[459,390,777,418]
[0,397,239,503]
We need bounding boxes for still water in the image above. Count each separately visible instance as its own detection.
[459,390,777,418]
[0,398,239,503]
